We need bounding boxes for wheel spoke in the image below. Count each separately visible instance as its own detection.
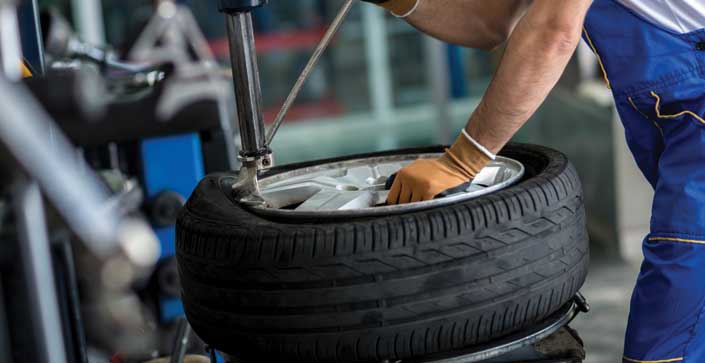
[296,190,380,211]
[260,184,321,209]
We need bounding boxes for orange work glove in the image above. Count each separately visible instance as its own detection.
[361,0,419,17]
[387,130,494,204]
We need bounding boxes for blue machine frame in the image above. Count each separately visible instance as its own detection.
[141,133,205,322]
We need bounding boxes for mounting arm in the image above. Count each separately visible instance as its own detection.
[219,0,272,171]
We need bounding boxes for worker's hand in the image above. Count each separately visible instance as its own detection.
[387,131,493,204]
[360,0,419,17]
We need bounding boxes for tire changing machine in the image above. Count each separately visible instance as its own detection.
[215,1,590,362]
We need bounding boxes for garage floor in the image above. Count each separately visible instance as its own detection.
[571,258,640,363]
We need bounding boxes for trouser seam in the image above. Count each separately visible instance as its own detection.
[650,232,705,241]
[623,358,684,363]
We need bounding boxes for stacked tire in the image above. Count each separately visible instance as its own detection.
[176,144,589,363]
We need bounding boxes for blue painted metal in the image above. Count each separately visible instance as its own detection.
[160,298,185,322]
[141,133,204,201]
[18,0,45,75]
[141,133,204,322]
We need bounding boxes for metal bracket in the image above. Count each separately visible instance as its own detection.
[232,163,266,206]
[573,292,590,314]
[238,146,273,168]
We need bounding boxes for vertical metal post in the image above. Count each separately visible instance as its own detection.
[225,12,271,168]
[71,0,106,45]
[362,5,395,149]
[424,36,452,144]
[576,42,597,83]
[53,238,89,363]
[218,0,270,202]
[14,178,68,363]
[0,0,23,80]
[612,103,652,263]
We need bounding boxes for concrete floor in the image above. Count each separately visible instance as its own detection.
[571,259,641,363]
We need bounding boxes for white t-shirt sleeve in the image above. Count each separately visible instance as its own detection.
[617,0,705,34]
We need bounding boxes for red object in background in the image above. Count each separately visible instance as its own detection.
[211,28,346,123]
[209,27,327,57]
[263,96,344,124]
[214,27,344,124]
[109,353,124,363]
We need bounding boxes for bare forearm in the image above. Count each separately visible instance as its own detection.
[405,0,531,49]
[466,0,592,153]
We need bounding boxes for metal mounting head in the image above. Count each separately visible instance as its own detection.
[232,163,267,207]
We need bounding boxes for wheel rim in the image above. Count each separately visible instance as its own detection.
[250,153,524,218]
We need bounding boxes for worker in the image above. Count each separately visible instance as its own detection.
[365,0,705,362]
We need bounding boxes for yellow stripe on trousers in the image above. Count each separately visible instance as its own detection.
[623,356,684,363]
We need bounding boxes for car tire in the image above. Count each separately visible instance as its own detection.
[176,143,589,363]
